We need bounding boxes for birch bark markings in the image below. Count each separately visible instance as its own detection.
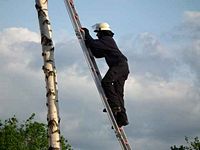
[35,0,61,149]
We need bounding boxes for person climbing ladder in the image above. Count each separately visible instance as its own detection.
[81,22,129,127]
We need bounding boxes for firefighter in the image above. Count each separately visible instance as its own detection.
[81,23,129,127]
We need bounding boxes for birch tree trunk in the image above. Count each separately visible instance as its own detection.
[35,0,61,149]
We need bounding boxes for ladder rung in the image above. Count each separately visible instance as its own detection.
[64,0,132,149]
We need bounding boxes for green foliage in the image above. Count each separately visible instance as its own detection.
[171,137,200,150]
[0,113,72,150]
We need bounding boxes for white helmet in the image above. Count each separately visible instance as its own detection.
[92,22,112,32]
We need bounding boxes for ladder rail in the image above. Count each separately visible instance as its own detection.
[64,0,132,149]
[64,0,119,133]
[64,0,117,127]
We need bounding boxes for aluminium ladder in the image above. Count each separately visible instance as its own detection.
[64,0,132,149]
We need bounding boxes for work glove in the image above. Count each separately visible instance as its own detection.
[81,28,89,36]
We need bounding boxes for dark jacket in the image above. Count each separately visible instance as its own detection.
[84,31,128,68]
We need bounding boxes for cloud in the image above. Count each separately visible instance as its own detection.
[0,27,41,70]
[173,11,200,86]
[183,11,200,27]
[124,76,200,149]
[1,18,200,150]
[0,27,45,119]
[183,12,200,84]
[180,40,200,85]
[120,32,179,81]
[170,11,200,40]
[117,11,200,149]
[182,11,200,39]
[0,27,119,150]
[54,38,108,77]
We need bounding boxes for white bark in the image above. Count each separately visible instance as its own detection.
[35,0,61,149]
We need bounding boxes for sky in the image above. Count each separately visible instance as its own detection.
[0,0,200,150]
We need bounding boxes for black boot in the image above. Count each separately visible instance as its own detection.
[117,119,129,128]
[116,112,129,127]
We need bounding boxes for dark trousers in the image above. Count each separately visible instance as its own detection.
[101,62,129,124]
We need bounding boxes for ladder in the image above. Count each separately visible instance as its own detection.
[64,0,132,149]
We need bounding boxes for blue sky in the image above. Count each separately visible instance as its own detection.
[1,0,199,36]
[0,0,200,150]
